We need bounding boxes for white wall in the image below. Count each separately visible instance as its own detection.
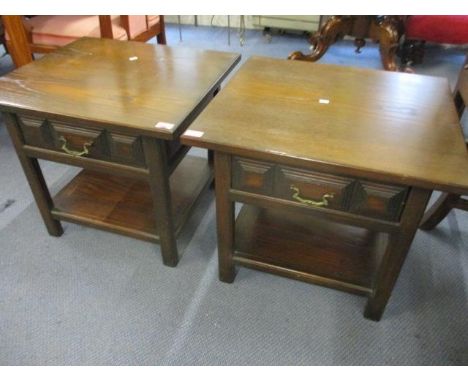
[164,15,261,29]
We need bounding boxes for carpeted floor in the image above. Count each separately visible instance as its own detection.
[0,23,467,365]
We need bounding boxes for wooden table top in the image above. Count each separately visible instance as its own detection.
[182,56,468,194]
[0,38,240,139]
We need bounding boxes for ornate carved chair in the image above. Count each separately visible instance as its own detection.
[288,16,405,71]
[2,15,166,68]
[419,56,468,229]
[400,16,468,67]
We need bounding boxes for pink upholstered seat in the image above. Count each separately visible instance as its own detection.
[2,15,166,68]
[147,16,161,27]
[22,15,128,47]
[121,16,161,39]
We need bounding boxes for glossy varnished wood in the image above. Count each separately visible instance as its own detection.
[0,37,241,139]
[182,56,468,195]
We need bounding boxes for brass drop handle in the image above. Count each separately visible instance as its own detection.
[290,185,334,207]
[59,136,92,157]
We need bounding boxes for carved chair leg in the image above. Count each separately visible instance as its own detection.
[419,193,460,230]
[288,16,353,62]
[370,18,401,71]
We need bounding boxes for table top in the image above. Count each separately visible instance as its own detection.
[0,38,240,139]
[182,56,468,193]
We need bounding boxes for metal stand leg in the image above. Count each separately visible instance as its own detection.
[177,15,182,42]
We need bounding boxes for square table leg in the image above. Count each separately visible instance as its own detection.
[142,137,179,267]
[364,187,431,321]
[3,113,63,237]
[214,151,236,282]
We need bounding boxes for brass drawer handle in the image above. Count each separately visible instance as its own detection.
[59,136,92,157]
[290,185,334,207]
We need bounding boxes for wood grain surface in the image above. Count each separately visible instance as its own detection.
[182,56,468,194]
[0,37,240,139]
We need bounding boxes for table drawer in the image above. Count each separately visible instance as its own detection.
[50,121,108,160]
[231,156,408,221]
[276,166,354,212]
[17,114,145,167]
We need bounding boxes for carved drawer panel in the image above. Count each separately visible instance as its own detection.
[275,166,354,212]
[17,115,54,149]
[17,114,147,168]
[230,155,409,222]
[232,157,275,195]
[50,121,108,160]
[109,133,145,167]
[349,181,408,221]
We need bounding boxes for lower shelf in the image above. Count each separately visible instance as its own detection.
[52,155,212,243]
[234,205,385,295]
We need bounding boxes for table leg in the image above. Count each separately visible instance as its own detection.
[142,137,178,267]
[364,188,431,321]
[419,193,459,231]
[3,113,63,236]
[214,152,236,282]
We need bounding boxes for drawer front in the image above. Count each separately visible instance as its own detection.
[349,181,408,221]
[232,157,275,195]
[50,121,107,160]
[276,166,354,212]
[17,114,146,167]
[231,156,409,222]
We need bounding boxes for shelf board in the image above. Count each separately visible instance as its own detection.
[234,205,383,295]
[52,155,212,242]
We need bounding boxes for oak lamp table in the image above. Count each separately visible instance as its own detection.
[0,38,240,267]
[181,57,468,321]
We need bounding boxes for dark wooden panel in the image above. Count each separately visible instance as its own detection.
[17,114,54,149]
[234,205,382,293]
[232,157,275,195]
[276,165,354,211]
[109,132,145,167]
[350,181,408,221]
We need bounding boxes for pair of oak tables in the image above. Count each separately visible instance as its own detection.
[1,38,467,321]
